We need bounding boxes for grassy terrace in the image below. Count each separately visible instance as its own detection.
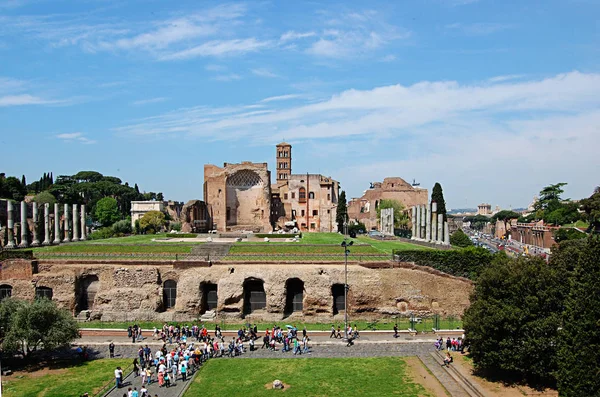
[2,358,130,397]
[185,357,432,397]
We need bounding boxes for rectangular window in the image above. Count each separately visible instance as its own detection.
[291,192,295,199]
[310,223,316,230]
[313,210,318,216]
[301,210,305,217]
[284,193,288,200]
[327,209,331,214]
[327,193,331,201]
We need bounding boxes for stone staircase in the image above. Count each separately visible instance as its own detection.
[190,243,233,261]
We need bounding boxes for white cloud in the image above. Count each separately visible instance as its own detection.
[445,22,512,35]
[260,94,302,103]
[279,31,316,42]
[251,68,279,78]
[380,54,396,62]
[0,94,58,106]
[131,97,169,106]
[56,132,97,144]
[487,74,525,83]
[160,38,271,60]
[213,74,241,82]
[205,64,226,71]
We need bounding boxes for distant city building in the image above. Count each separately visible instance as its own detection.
[130,201,165,227]
[477,203,492,216]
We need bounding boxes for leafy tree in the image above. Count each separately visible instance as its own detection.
[139,210,165,234]
[94,197,121,227]
[491,210,520,238]
[112,219,132,235]
[431,182,447,220]
[336,190,347,233]
[450,229,473,247]
[556,237,600,396]
[464,215,490,231]
[170,222,182,232]
[1,298,80,358]
[33,191,57,207]
[463,254,566,386]
[376,199,408,228]
[536,183,568,210]
[2,176,27,201]
[580,186,600,232]
[554,228,587,243]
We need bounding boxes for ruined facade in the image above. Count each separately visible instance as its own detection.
[348,178,428,231]
[0,258,473,321]
[204,162,272,232]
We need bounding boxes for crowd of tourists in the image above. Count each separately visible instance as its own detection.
[435,336,465,353]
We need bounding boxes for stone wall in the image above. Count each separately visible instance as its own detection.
[0,260,473,321]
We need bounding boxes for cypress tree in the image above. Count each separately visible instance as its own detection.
[21,175,26,186]
[336,190,347,233]
[431,182,447,220]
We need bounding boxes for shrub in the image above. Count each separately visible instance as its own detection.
[450,229,473,247]
[393,246,495,279]
[170,222,182,232]
[255,233,302,238]
[89,227,115,240]
[112,219,132,235]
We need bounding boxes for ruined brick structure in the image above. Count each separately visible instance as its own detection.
[348,178,429,231]
[0,258,473,321]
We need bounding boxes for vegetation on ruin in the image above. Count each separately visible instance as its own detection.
[463,237,600,394]
[1,358,130,397]
[394,246,493,279]
[185,357,431,397]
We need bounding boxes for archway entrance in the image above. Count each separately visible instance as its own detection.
[0,284,12,301]
[78,275,99,311]
[200,282,218,314]
[243,278,266,315]
[163,280,177,310]
[285,278,304,315]
[226,170,264,228]
[332,284,345,315]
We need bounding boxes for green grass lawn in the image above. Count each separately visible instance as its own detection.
[33,244,195,254]
[356,236,432,253]
[2,358,130,397]
[185,357,432,397]
[561,220,589,229]
[229,244,379,254]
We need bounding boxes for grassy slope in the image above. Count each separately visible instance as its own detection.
[185,357,430,397]
[2,358,130,397]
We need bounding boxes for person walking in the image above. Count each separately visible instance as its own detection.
[109,341,115,358]
[393,324,399,338]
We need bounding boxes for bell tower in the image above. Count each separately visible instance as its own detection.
[276,142,292,183]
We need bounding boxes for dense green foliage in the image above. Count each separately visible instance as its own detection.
[94,196,121,226]
[0,298,80,357]
[255,233,302,238]
[112,218,133,234]
[464,237,600,393]
[139,210,166,233]
[32,190,57,207]
[581,186,600,232]
[393,246,494,279]
[520,183,582,226]
[376,199,408,228]
[0,174,27,201]
[449,229,473,247]
[556,238,600,396]
[336,190,347,232]
[186,357,428,397]
[490,210,520,238]
[554,227,587,242]
[431,182,447,220]
[89,227,116,240]
[463,254,566,385]
[463,214,490,231]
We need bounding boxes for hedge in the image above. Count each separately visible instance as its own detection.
[255,233,302,239]
[393,246,495,279]
[165,233,198,238]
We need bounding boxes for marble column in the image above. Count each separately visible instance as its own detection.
[438,214,444,244]
[444,221,450,245]
[53,203,61,245]
[31,202,40,247]
[425,204,431,242]
[42,203,51,245]
[431,202,438,243]
[18,201,29,248]
[80,204,86,241]
[63,204,70,242]
[415,205,421,239]
[6,200,16,249]
[72,204,79,241]
[411,206,417,239]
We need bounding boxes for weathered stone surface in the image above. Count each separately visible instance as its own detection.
[0,261,473,321]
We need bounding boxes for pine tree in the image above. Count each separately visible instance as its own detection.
[336,190,347,233]
[431,182,447,220]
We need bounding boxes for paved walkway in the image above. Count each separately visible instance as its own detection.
[104,368,195,397]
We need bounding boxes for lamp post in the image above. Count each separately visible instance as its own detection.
[341,238,353,339]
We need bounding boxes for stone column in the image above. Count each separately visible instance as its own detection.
[42,203,51,245]
[411,206,417,239]
[80,204,86,241]
[31,202,40,247]
[63,204,70,242]
[6,200,16,249]
[444,221,450,245]
[425,204,431,242]
[53,203,61,245]
[72,204,79,241]
[415,205,421,239]
[431,202,437,243]
[438,214,444,244]
[420,205,426,240]
[18,201,29,248]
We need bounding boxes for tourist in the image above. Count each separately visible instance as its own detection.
[336,326,342,338]
[179,360,188,381]
[133,358,140,377]
[157,370,164,387]
[302,335,310,354]
[115,366,123,388]
[127,387,132,397]
[330,325,336,338]
[164,371,171,387]
[140,386,148,397]
[109,341,115,358]
[145,367,153,385]
[131,387,139,397]
[446,337,452,351]
[393,323,399,338]
[442,352,453,367]
[140,366,147,385]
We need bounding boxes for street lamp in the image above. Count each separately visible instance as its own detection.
[341,238,353,339]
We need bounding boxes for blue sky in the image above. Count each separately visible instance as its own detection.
[1,0,599,209]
